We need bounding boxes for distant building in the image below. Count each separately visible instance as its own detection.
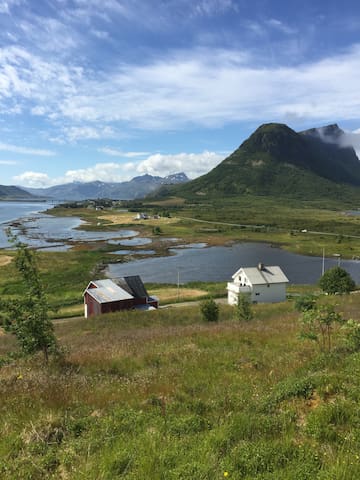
[83,276,159,317]
[227,263,289,304]
[134,212,149,220]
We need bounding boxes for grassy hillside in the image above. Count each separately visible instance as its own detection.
[162,123,360,203]
[1,295,360,478]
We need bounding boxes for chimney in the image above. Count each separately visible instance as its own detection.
[258,262,264,271]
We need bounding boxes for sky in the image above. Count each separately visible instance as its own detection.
[2,0,360,187]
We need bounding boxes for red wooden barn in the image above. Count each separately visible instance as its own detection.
[83,276,159,318]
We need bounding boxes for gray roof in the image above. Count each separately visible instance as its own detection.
[85,279,134,304]
[233,266,289,285]
[115,275,149,298]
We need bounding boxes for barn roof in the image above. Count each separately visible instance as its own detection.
[232,266,289,285]
[85,279,134,304]
[115,275,149,298]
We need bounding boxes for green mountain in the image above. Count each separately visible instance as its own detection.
[0,185,36,200]
[169,123,360,201]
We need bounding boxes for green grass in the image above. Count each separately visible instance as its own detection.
[1,294,360,478]
[0,250,114,312]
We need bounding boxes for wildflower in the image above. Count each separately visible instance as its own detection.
[224,472,229,478]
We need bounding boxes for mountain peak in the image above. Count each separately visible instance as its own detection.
[300,123,344,142]
[170,121,360,201]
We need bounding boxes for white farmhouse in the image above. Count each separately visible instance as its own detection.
[227,263,289,305]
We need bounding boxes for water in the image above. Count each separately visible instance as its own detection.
[108,237,152,247]
[0,201,52,247]
[110,249,156,255]
[107,242,360,285]
[0,202,138,249]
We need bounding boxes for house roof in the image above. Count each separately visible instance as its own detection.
[115,275,149,298]
[232,266,289,285]
[85,279,134,304]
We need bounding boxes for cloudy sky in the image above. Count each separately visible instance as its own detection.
[1,0,360,187]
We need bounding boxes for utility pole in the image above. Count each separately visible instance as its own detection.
[322,248,325,276]
[177,267,180,302]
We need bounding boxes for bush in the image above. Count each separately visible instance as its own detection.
[294,294,316,312]
[236,294,253,321]
[319,267,356,294]
[200,298,219,322]
[343,319,360,351]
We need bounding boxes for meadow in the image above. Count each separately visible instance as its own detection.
[1,293,360,479]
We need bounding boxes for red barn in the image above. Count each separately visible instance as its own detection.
[83,276,159,318]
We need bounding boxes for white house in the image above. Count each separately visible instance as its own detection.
[227,263,289,305]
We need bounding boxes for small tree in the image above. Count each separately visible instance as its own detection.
[294,294,316,313]
[0,240,58,363]
[299,304,345,351]
[342,319,360,351]
[236,294,253,321]
[200,298,219,322]
[319,267,355,295]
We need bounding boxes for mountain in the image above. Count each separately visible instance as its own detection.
[0,184,37,200]
[167,123,360,201]
[23,172,189,201]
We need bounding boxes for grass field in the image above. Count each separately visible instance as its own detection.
[1,294,360,478]
[47,196,360,259]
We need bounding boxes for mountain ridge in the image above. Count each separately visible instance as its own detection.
[23,172,189,201]
[0,184,37,200]
[163,123,360,202]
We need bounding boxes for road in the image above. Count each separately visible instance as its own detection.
[180,216,360,240]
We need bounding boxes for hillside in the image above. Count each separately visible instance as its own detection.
[24,172,189,201]
[1,295,360,478]
[0,184,36,200]
[167,123,360,202]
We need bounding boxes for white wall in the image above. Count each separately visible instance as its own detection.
[227,282,287,304]
[250,283,287,303]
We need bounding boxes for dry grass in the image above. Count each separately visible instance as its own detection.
[100,211,179,227]
[0,255,12,266]
[151,287,208,303]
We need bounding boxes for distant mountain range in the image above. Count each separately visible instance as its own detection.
[0,184,36,200]
[22,172,189,201]
[4,123,360,203]
[164,123,360,202]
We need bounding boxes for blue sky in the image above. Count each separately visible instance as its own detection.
[1,0,360,187]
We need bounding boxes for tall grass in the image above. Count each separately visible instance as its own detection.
[0,295,360,478]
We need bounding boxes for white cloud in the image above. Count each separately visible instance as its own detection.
[62,125,115,142]
[0,0,22,14]
[0,1,9,13]
[4,43,360,140]
[339,129,360,155]
[14,171,52,187]
[62,162,125,183]
[52,45,360,130]
[266,18,296,35]
[135,151,225,178]
[98,147,150,157]
[91,30,110,40]
[18,17,79,54]
[193,0,238,17]
[0,159,18,164]
[13,150,226,187]
[0,142,55,156]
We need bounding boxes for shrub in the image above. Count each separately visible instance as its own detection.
[299,304,345,351]
[236,294,253,321]
[319,267,356,295]
[294,294,316,312]
[200,298,219,322]
[343,319,360,351]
